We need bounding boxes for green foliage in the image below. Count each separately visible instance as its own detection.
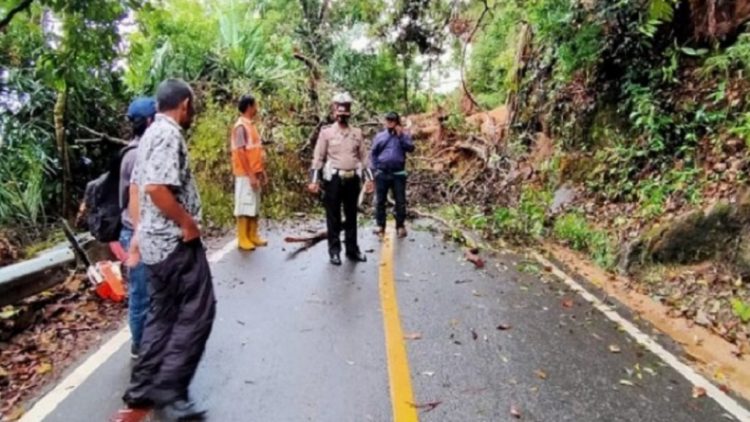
[730,112,750,146]
[328,46,406,113]
[702,32,750,77]
[553,213,615,269]
[490,187,552,240]
[188,101,235,227]
[124,0,219,93]
[731,298,750,323]
[639,0,678,38]
[556,22,602,80]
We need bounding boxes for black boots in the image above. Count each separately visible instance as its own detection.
[346,251,367,262]
[330,254,342,266]
[330,251,367,265]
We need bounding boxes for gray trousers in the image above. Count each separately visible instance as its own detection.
[124,238,216,406]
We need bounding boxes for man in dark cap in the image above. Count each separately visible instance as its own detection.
[123,79,215,421]
[370,112,414,238]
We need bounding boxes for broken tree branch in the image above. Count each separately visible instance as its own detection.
[0,0,34,32]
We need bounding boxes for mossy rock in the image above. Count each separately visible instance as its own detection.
[646,201,742,264]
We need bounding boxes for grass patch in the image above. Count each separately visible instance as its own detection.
[553,212,615,269]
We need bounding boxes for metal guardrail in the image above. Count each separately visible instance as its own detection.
[0,234,94,307]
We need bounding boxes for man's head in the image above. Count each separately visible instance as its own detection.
[238,94,257,118]
[385,112,400,131]
[155,79,195,129]
[332,92,353,125]
[127,97,157,138]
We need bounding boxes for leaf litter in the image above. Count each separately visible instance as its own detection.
[0,274,125,420]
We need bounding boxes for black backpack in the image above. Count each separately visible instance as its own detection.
[83,145,136,242]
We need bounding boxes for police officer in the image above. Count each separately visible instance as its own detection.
[308,93,374,265]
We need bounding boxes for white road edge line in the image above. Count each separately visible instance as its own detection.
[531,252,750,422]
[19,239,238,422]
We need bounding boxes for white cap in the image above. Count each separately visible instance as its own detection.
[332,92,353,104]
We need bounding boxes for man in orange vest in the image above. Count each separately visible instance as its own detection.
[231,94,268,250]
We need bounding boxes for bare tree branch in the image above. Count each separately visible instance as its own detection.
[0,0,34,32]
[460,0,492,110]
[77,124,129,146]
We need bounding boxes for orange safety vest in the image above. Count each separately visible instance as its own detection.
[231,117,264,176]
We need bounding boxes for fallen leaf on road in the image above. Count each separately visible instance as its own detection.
[472,290,483,297]
[692,386,707,398]
[609,344,621,353]
[471,329,478,341]
[643,366,657,376]
[619,379,635,387]
[720,384,731,394]
[496,323,512,331]
[510,404,522,418]
[534,369,547,380]
[404,332,422,340]
[409,401,442,413]
[562,298,574,309]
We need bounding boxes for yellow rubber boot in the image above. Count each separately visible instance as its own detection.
[248,217,268,247]
[237,217,256,251]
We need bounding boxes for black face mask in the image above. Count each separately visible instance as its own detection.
[388,128,396,135]
[337,115,349,124]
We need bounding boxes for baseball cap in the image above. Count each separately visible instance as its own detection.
[127,97,157,120]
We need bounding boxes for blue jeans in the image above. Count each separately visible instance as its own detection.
[120,227,149,349]
[375,171,407,228]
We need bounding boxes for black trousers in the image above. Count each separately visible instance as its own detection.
[124,238,216,406]
[323,175,361,256]
[375,171,407,229]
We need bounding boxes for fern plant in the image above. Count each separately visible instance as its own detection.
[640,0,678,38]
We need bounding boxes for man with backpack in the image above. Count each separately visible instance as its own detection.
[119,97,157,359]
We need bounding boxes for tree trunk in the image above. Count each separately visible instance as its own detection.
[54,85,71,218]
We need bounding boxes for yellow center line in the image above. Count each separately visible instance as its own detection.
[379,229,419,422]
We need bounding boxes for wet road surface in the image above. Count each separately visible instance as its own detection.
[32,223,747,421]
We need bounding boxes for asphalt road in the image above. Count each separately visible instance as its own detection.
[32,223,746,422]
